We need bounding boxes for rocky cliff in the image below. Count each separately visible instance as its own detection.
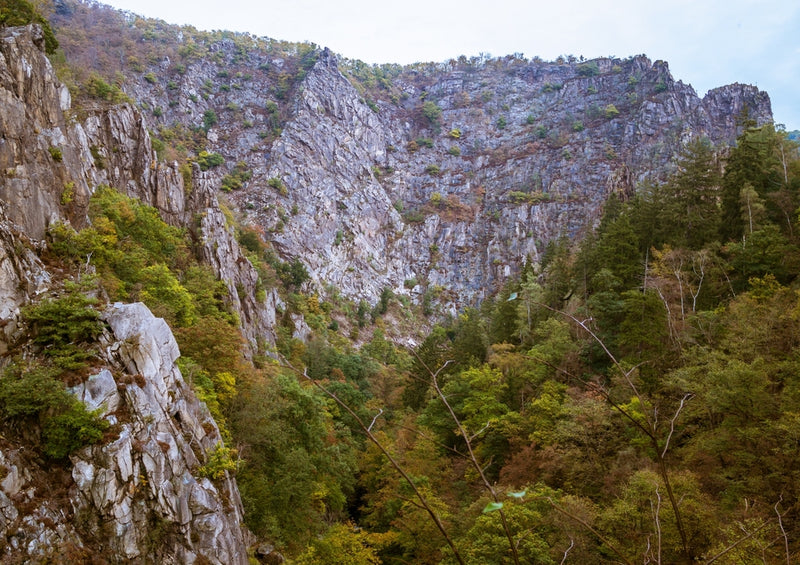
[50,5,770,312]
[0,300,251,563]
[0,24,265,563]
[243,52,770,312]
[0,23,277,353]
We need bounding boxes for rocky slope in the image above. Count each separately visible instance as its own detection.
[0,300,251,563]
[50,3,771,312]
[0,24,268,563]
[0,23,277,353]
[244,51,772,311]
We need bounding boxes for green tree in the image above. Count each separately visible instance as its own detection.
[444,497,555,565]
[617,289,670,368]
[202,109,218,131]
[138,263,196,326]
[420,364,510,474]
[0,361,108,459]
[593,213,641,289]
[662,137,722,249]
[720,124,786,241]
[295,523,381,565]
[724,224,797,286]
[357,427,456,564]
[576,195,642,297]
[403,325,451,409]
[196,150,224,171]
[451,308,489,370]
[540,236,574,309]
[488,280,521,345]
[599,469,716,564]
[421,100,443,131]
[22,286,103,370]
[231,372,358,551]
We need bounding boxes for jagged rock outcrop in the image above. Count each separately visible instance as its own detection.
[0,192,252,561]
[70,302,250,564]
[0,301,251,563]
[0,24,90,239]
[81,102,189,225]
[0,25,186,235]
[0,205,50,354]
[189,170,280,349]
[252,50,408,303]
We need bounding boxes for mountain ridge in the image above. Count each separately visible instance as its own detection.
[51,0,773,312]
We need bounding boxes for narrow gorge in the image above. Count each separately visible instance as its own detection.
[1,1,794,563]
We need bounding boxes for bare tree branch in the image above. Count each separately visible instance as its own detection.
[704,518,771,564]
[423,355,522,565]
[468,421,492,442]
[560,537,575,565]
[654,285,679,346]
[535,302,692,562]
[367,408,383,432]
[775,496,790,565]
[662,393,693,458]
[652,484,662,565]
[545,497,634,565]
[394,422,469,458]
[690,252,706,313]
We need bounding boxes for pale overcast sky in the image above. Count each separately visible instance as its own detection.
[99,0,799,129]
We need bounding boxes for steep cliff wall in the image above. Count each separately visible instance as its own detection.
[96,25,772,312]
[0,300,251,564]
[0,24,88,239]
[0,24,277,352]
[236,52,771,311]
[0,25,263,563]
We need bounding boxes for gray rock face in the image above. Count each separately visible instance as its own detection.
[250,50,406,304]
[0,25,83,239]
[0,302,251,564]
[0,205,50,354]
[236,52,772,311]
[76,302,249,564]
[116,37,772,312]
[81,102,189,226]
[188,171,279,351]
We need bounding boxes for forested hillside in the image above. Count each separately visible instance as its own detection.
[0,1,798,564]
[248,121,800,564]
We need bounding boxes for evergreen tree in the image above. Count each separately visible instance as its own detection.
[666,137,722,249]
[593,212,642,289]
[402,326,451,410]
[720,124,785,241]
[540,235,574,308]
[488,280,521,345]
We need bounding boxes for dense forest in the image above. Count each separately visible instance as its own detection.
[2,1,800,563]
